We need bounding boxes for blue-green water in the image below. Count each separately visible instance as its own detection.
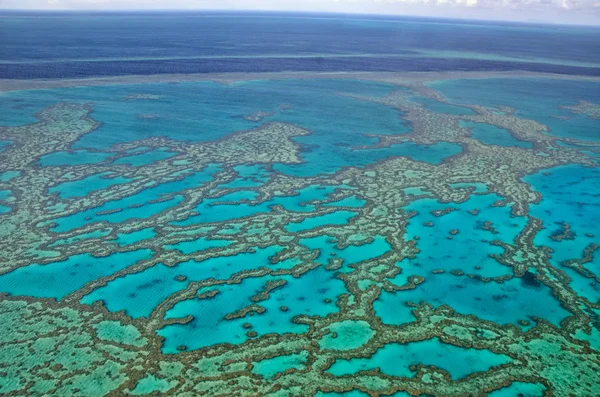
[252,352,308,378]
[525,165,600,302]
[49,165,221,232]
[0,70,598,396]
[327,338,511,379]
[432,78,600,141]
[0,249,153,299]
[82,245,299,318]
[158,267,346,352]
[1,79,464,178]
[488,382,546,397]
[49,172,134,199]
[401,193,526,279]
[460,120,533,148]
[375,272,571,327]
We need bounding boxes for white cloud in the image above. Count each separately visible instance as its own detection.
[0,0,599,24]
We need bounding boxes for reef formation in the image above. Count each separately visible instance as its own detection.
[0,74,598,396]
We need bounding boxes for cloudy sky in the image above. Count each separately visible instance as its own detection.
[0,0,599,25]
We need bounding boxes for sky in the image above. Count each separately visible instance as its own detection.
[0,0,599,25]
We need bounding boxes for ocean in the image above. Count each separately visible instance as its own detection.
[0,12,599,397]
[1,12,600,78]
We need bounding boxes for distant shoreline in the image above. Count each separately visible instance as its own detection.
[1,70,600,93]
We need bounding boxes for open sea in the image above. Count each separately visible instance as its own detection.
[0,12,599,397]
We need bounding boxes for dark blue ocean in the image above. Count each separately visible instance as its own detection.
[1,11,600,78]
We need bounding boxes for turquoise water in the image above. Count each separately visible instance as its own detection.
[218,164,270,189]
[129,375,175,395]
[158,266,346,352]
[0,170,20,182]
[460,120,533,148]
[0,249,153,299]
[82,245,298,318]
[49,172,133,198]
[319,320,374,351]
[1,73,599,395]
[375,272,572,327]
[431,78,600,141]
[300,235,392,273]
[0,189,13,213]
[114,228,157,246]
[251,352,308,378]
[1,80,408,173]
[327,338,511,380]
[315,392,413,397]
[285,211,358,233]
[400,193,527,279]
[164,237,232,254]
[113,148,177,166]
[377,188,576,326]
[556,140,600,161]
[525,165,600,302]
[0,140,13,152]
[315,391,370,397]
[39,150,114,166]
[1,79,466,176]
[49,164,221,232]
[174,184,343,225]
[573,308,600,350]
[488,382,546,396]
[275,140,462,177]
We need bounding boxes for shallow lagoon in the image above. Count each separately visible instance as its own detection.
[0,73,599,396]
[375,272,572,327]
[158,266,346,352]
[431,78,600,141]
[525,164,600,302]
[401,192,526,279]
[1,79,464,177]
[327,338,511,380]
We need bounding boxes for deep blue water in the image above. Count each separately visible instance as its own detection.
[1,12,600,78]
